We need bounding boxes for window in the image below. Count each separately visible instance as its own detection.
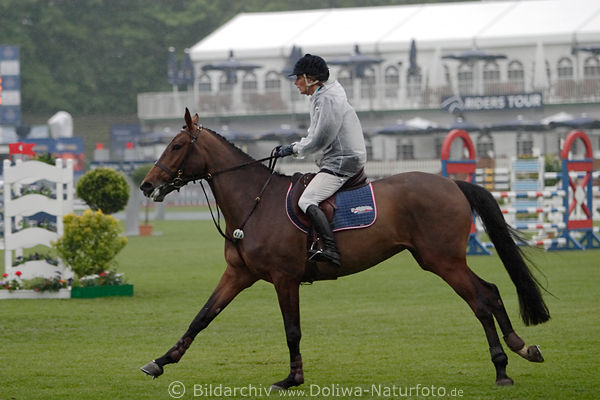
[476,132,494,158]
[483,61,500,94]
[517,132,534,156]
[457,63,473,95]
[219,72,234,91]
[557,57,574,79]
[384,66,400,98]
[241,72,257,91]
[583,57,600,79]
[197,73,212,93]
[264,71,281,92]
[360,67,376,99]
[507,60,524,91]
[396,138,414,160]
[337,70,354,100]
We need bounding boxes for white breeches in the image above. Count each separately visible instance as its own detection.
[298,171,349,213]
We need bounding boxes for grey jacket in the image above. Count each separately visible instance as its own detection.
[292,80,366,177]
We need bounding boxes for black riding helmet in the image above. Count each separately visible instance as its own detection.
[289,54,330,82]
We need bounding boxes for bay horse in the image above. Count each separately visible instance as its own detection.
[139,109,549,389]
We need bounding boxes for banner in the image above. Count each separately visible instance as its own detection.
[442,92,543,113]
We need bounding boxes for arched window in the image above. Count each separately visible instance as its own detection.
[476,132,495,159]
[457,63,474,95]
[384,66,400,98]
[337,69,354,100]
[583,56,600,79]
[360,67,376,99]
[264,71,281,93]
[556,57,575,98]
[483,61,500,94]
[557,57,574,80]
[507,60,524,91]
[517,132,534,157]
[219,72,234,92]
[197,73,212,93]
[582,56,600,96]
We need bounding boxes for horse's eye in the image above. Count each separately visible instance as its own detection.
[172,144,183,151]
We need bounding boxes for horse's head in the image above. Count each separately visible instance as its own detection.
[140,108,208,201]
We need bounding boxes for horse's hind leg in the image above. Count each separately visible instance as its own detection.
[431,260,514,385]
[475,276,544,363]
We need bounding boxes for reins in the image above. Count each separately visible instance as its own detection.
[157,127,280,243]
[199,149,279,243]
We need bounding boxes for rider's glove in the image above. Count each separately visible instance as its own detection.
[275,144,295,158]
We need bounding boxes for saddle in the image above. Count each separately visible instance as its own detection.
[287,168,369,229]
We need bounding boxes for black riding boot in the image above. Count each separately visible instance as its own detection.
[305,205,341,267]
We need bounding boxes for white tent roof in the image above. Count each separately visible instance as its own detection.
[190,0,600,61]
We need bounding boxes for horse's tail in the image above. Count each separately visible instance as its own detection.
[454,180,550,326]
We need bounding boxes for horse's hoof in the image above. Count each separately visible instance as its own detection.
[526,345,544,363]
[270,374,302,391]
[140,360,163,378]
[495,377,514,386]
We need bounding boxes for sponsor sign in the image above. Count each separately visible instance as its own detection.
[442,93,543,113]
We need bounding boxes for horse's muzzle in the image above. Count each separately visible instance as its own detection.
[140,181,167,202]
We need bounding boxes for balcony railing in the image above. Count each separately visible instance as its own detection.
[138,78,600,121]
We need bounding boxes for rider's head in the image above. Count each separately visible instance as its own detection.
[290,54,330,82]
[289,54,329,95]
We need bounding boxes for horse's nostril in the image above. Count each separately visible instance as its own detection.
[140,181,154,192]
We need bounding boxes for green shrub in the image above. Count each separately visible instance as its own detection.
[53,209,128,278]
[131,163,153,186]
[76,168,129,214]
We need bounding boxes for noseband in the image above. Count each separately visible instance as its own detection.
[154,127,201,189]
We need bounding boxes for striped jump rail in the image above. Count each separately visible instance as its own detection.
[543,171,600,179]
[500,206,566,214]
[511,222,566,230]
[526,237,567,248]
[482,237,567,249]
[491,190,566,199]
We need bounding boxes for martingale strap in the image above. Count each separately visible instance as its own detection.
[196,148,280,243]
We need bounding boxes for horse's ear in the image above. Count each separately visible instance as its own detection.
[184,108,192,130]
[192,113,199,125]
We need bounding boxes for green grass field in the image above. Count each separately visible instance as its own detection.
[1,220,599,400]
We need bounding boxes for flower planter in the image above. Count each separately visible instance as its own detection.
[71,284,134,299]
[138,224,153,236]
[0,288,71,300]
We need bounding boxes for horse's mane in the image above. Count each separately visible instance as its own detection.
[203,127,284,175]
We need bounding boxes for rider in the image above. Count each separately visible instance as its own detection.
[276,54,367,267]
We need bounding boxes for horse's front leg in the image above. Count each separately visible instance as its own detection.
[140,265,257,378]
[271,277,304,390]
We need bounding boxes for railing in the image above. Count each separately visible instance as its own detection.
[138,78,600,121]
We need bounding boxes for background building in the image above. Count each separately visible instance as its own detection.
[137,0,600,166]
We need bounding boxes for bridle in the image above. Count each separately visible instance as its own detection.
[154,127,202,190]
[153,125,280,243]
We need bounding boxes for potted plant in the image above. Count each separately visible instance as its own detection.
[131,164,154,236]
[54,168,133,298]
[53,209,131,298]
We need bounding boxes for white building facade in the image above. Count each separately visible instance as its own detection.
[137,0,600,163]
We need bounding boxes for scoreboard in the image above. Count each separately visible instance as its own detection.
[0,45,21,125]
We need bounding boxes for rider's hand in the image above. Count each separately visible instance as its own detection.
[275,145,295,158]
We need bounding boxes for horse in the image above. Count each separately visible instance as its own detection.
[139,108,549,389]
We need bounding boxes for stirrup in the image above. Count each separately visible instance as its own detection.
[308,248,341,267]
